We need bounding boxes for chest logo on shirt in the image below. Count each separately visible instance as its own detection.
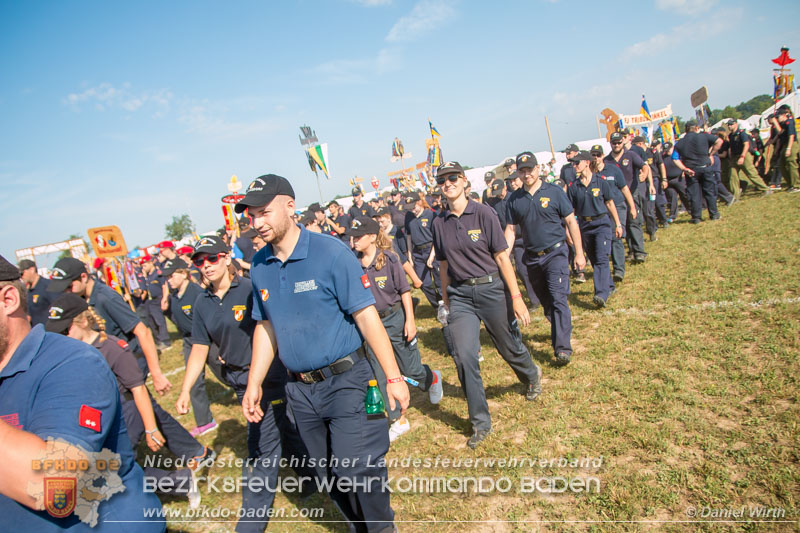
[540,197,550,208]
[32,294,40,303]
[45,478,76,519]
[260,289,269,301]
[79,404,102,432]
[0,413,22,429]
[294,280,318,293]
[622,159,629,166]
[232,305,247,322]
[182,304,192,317]
[421,218,429,227]
[468,229,482,242]
[592,188,600,197]
[361,274,371,289]
[375,276,387,289]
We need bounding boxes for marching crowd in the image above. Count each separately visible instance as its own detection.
[0,104,797,532]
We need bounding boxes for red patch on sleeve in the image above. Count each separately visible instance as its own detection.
[361,274,371,289]
[116,339,129,350]
[79,405,102,432]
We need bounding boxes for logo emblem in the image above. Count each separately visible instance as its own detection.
[32,294,39,304]
[116,339,128,350]
[181,305,192,317]
[592,188,600,197]
[79,405,101,433]
[51,267,67,280]
[232,305,247,322]
[49,306,63,319]
[540,197,550,208]
[421,218,428,228]
[622,159,629,166]
[45,477,76,518]
[361,274,371,289]
[375,276,387,289]
[521,155,529,162]
[260,289,269,301]
[468,229,482,242]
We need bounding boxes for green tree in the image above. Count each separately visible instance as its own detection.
[165,214,196,241]
[59,233,89,259]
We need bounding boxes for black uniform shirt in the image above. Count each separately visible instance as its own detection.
[596,164,627,206]
[169,281,204,344]
[191,277,255,368]
[604,149,645,192]
[88,282,140,350]
[348,201,377,220]
[361,250,408,313]
[92,335,146,399]
[405,208,435,249]
[728,130,750,158]
[433,199,507,282]
[560,162,577,186]
[674,132,719,169]
[505,182,574,253]
[27,276,55,327]
[567,173,614,217]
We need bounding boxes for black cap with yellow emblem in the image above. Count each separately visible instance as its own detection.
[515,151,538,169]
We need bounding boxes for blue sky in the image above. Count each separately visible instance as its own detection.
[2,0,798,265]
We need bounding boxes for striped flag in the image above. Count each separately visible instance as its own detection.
[418,170,429,188]
[429,119,441,138]
[427,144,442,167]
[307,144,330,178]
[640,96,651,140]
[392,138,404,158]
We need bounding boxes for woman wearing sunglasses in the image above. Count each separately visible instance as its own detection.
[565,151,624,308]
[176,235,312,532]
[431,161,543,450]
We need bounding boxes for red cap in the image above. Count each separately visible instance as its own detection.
[92,257,106,269]
[138,255,153,265]
[176,246,194,255]
[156,240,174,249]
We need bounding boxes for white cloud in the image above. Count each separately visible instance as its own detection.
[177,99,281,139]
[351,0,392,6]
[308,48,401,84]
[656,0,717,15]
[620,7,741,61]
[385,0,456,42]
[65,82,173,115]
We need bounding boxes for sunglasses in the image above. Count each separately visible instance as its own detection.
[435,174,460,185]
[192,253,225,268]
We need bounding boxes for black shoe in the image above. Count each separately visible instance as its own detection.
[633,254,646,264]
[710,215,721,221]
[575,272,586,283]
[593,295,606,308]
[613,274,624,282]
[649,233,657,242]
[689,218,701,224]
[467,429,492,449]
[555,352,571,366]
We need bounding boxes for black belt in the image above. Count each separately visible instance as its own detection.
[378,302,402,319]
[531,241,564,257]
[579,213,607,222]
[413,243,432,253]
[455,271,499,286]
[291,346,366,384]
[223,362,250,372]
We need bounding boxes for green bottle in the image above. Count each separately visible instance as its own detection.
[365,379,385,415]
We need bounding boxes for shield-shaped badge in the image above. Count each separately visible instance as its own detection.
[540,197,550,208]
[45,477,76,519]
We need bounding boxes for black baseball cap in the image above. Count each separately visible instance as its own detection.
[351,186,362,196]
[390,188,400,195]
[307,202,324,213]
[632,135,646,144]
[234,174,295,214]
[375,207,391,217]
[590,144,604,155]
[401,192,419,210]
[663,142,673,150]
[437,161,464,176]
[191,235,228,258]
[685,119,698,128]
[45,292,89,334]
[562,143,579,153]
[570,150,592,162]
[484,170,495,181]
[621,127,632,135]
[47,257,87,293]
[300,211,317,226]
[18,259,36,273]
[516,151,538,169]
[0,254,21,281]
[161,258,189,278]
[490,178,505,195]
[610,132,624,143]
[726,119,737,126]
[348,217,380,237]
[503,157,515,168]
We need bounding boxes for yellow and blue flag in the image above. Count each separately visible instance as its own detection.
[640,95,651,140]
[429,119,441,138]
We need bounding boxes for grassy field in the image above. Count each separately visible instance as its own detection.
[144,190,800,532]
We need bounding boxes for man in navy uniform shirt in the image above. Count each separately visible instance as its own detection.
[327,200,353,242]
[726,119,771,197]
[504,152,586,366]
[141,256,171,350]
[18,259,55,327]
[604,132,648,262]
[560,143,579,186]
[0,254,165,532]
[672,119,724,223]
[349,187,378,219]
[237,174,409,533]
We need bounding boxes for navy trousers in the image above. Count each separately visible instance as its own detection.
[580,220,612,301]
[523,245,573,355]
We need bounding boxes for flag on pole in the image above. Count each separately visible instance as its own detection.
[640,95,651,140]
[427,144,442,167]
[308,144,330,178]
[392,138,405,158]
[418,170,429,188]
[429,119,441,138]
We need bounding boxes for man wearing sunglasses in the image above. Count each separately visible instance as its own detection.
[238,174,409,533]
[604,132,648,263]
[504,152,585,367]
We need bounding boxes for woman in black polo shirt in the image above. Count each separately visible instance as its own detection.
[431,161,542,450]
[565,151,623,308]
[349,217,443,443]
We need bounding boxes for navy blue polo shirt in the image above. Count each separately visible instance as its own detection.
[491,197,508,230]
[567,173,614,217]
[596,163,626,206]
[505,182,573,253]
[0,325,164,531]
[27,276,56,327]
[348,201,377,220]
[333,213,352,242]
[236,235,257,263]
[674,132,719,169]
[88,281,141,351]
[190,277,254,368]
[433,200,507,282]
[645,148,662,177]
[560,163,577,186]
[386,225,409,262]
[362,250,408,313]
[250,228,375,373]
[144,270,163,300]
[93,335,146,399]
[664,152,682,178]
[169,281,204,344]
[405,208,435,250]
[778,116,796,144]
[604,149,645,192]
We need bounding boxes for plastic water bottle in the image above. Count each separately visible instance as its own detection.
[437,300,449,326]
[365,380,385,415]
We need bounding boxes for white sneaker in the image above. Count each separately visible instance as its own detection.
[187,469,201,509]
[388,418,410,442]
[428,370,443,404]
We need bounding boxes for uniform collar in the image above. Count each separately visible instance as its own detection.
[1,324,45,380]
[263,225,309,264]
[444,198,477,219]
